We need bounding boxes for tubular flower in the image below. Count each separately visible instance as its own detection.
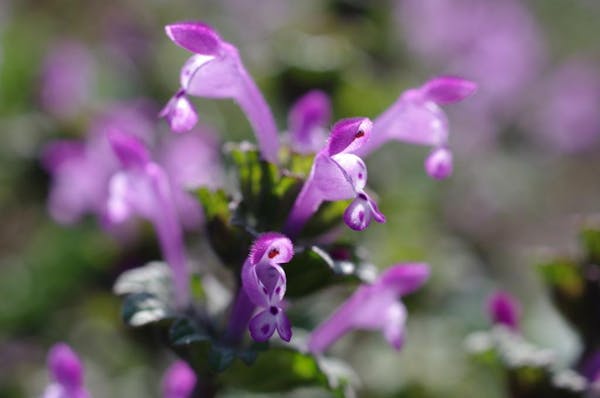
[356,76,476,179]
[288,90,332,154]
[309,263,430,354]
[162,361,196,398]
[162,21,279,163]
[284,117,385,236]
[106,131,190,307]
[43,343,90,398]
[487,290,521,332]
[240,233,294,342]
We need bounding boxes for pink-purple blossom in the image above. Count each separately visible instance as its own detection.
[106,131,191,307]
[162,21,279,163]
[309,263,430,353]
[241,233,294,342]
[288,90,332,154]
[43,343,90,398]
[162,361,196,398]
[487,291,521,332]
[285,117,385,235]
[356,76,476,179]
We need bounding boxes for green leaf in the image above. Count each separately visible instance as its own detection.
[196,188,251,271]
[226,144,304,232]
[581,227,600,264]
[121,292,174,328]
[169,317,211,346]
[299,200,349,239]
[113,261,173,304]
[219,345,356,396]
[285,244,374,297]
[209,344,237,372]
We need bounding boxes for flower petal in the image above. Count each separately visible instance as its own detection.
[424,147,453,180]
[162,360,196,398]
[327,117,372,156]
[421,76,477,104]
[331,153,367,192]
[343,192,385,231]
[249,309,277,342]
[382,301,407,350]
[159,93,199,133]
[377,263,430,296]
[276,311,293,342]
[289,90,331,154]
[487,291,520,331]
[107,130,150,169]
[48,343,83,389]
[249,232,294,265]
[165,22,222,55]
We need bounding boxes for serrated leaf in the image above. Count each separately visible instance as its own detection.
[121,292,173,327]
[113,262,173,303]
[219,346,356,397]
[285,245,373,297]
[169,317,211,346]
[196,188,251,271]
[209,345,237,372]
[226,144,304,232]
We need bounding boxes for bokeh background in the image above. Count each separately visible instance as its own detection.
[2,0,600,396]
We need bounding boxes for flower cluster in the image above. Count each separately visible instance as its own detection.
[41,19,476,397]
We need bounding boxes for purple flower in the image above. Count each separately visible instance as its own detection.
[356,76,476,179]
[397,0,544,120]
[40,40,94,119]
[309,263,430,353]
[487,291,520,332]
[284,117,385,236]
[162,21,279,163]
[159,89,199,133]
[162,361,196,398]
[288,90,332,154]
[106,131,190,307]
[43,102,222,233]
[43,343,90,398]
[241,233,294,342]
[525,59,600,153]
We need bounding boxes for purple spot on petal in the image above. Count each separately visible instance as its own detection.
[261,324,270,335]
[358,211,365,222]
[275,287,281,294]
[358,173,363,179]
[270,306,279,315]
[357,192,367,200]
[263,287,268,294]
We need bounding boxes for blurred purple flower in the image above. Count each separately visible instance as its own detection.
[40,41,94,119]
[43,102,221,231]
[163,21,279,163]
[106,131,190,307]
[487,291,520,332]
[356,77,475,179]
[284,117,385,236]
[43,343,90,398]
[525,60,600,153]
[398,0,544,116]
[241,233,294,342]
[309,263,430,353]
[162,361,196,398]
[288,90,332,154]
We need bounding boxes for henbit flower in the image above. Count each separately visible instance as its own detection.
[240,233,294,342]
[106,131,190,307]
[288,90,332,154]
[162,361,196,398]
[355,76,476,179]
[487,291,520,332]
[43,343,90,398]
[308,263,430,354]
[159,89,198,133]
[284,117,385,236]
[162,21,280,163]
